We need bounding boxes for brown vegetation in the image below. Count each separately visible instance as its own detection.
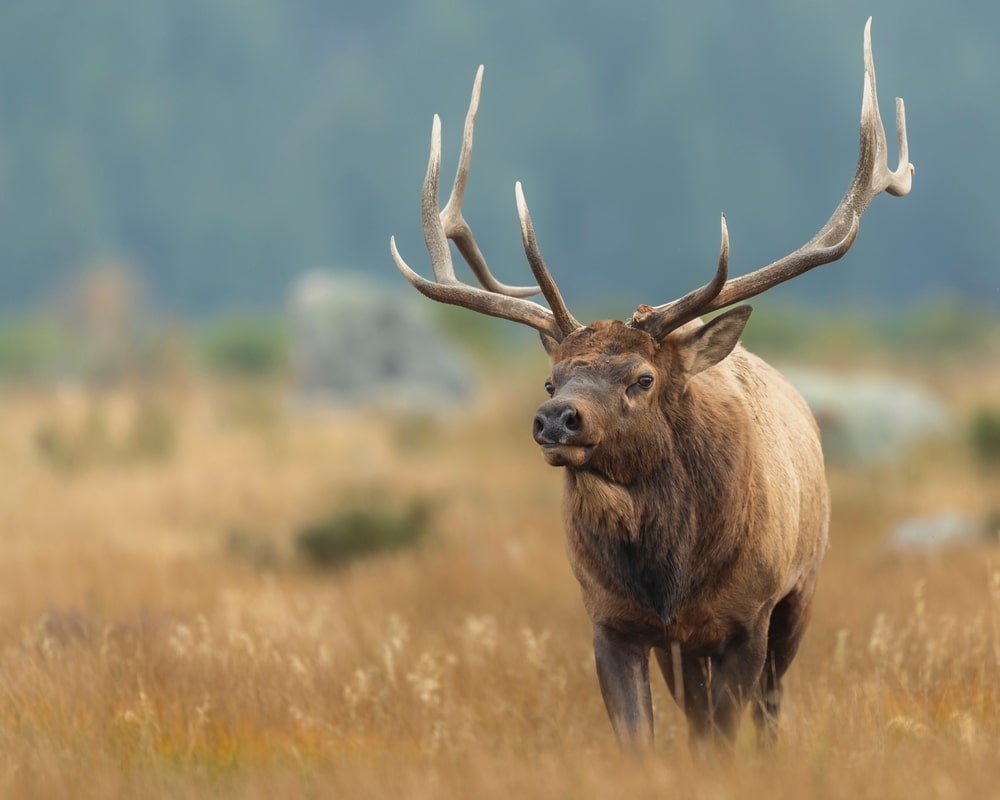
[0,351,997,798]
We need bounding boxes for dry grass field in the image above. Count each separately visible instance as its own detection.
[0,345,998,799]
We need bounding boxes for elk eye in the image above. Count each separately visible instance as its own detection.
[544,380,555,396]
[636,374,654,390]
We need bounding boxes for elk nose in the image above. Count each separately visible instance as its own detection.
[533,401,582,445]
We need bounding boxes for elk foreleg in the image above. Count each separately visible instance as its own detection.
[663,630,768,751]
[593,623,654,751]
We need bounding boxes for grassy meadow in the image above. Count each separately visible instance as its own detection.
[0,321,998,799]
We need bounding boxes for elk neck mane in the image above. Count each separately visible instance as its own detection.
[563,350,761,626]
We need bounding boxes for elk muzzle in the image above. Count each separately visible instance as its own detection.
[533,399,596,467]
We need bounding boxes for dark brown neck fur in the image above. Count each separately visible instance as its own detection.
[563,365,756,628]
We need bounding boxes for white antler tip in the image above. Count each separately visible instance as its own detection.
[863,18,875,73]
[469,67,484,113]
[428,114,443,169]
[515,181,527,212]
[389,235,409,273]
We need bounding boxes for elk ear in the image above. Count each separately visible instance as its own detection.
[540,331,561,358]
[676,305,752,377]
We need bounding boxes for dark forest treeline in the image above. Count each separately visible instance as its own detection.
[0,1,997,315]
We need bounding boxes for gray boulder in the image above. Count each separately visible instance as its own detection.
[289,270,474,410]
[783,369,953,466]
[889,511,986,552]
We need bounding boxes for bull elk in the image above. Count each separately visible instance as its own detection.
[390,18,912,750]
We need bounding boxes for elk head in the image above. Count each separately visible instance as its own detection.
[531,305,753,480]
[390,22,912,477]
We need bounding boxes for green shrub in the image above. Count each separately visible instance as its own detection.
[0,317,74,380]
[198,316,288,377]
[970,407,1000,468]
[294,497,432,569]
[874,301,997,355]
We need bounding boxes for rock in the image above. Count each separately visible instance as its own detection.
[889,511,986,552]
[288,270,474,411]
[783,369,953,466]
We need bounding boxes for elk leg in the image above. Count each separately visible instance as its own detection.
[593,623,654,750]
[660,631,767,750]
[708,636,767,745]
[653,645,709,742]
[753,589,814,748]
[653,647,717,749]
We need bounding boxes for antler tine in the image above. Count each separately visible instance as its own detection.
[391,235,560,334]
[390,69,577,342]
[633,17,913,336]
[440,66,540,299]
[516,182,582,335]
[631,215,730,339]
[860,19,912,199]
[419,114,454,284]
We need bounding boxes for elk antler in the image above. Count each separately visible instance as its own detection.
[390,66,582,342]
[631,17,914,339]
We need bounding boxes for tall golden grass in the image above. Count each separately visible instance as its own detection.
[0,353,997,799]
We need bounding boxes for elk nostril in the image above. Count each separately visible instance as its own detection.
[560,406,581,432]
[533,414,545,439]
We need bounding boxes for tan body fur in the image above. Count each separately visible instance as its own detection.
[539,318,829,748]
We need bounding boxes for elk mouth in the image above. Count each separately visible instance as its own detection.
[539,442,595,468]
[533,400,597,467]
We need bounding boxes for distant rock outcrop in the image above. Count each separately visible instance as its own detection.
[889,511,988,552]
[288,270,474,410]
[784,369,953,465]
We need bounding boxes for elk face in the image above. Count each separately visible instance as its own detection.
[533,322,660,470]
[533,307,753,476]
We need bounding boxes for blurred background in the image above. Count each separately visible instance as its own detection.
[0,1,997,324]
[0,0,996,514]
[0,4,998,794]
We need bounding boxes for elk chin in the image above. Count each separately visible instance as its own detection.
[540,443,595,468]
